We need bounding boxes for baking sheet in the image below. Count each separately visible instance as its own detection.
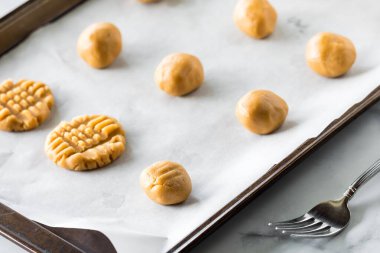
[0,0,379,252]
[0,0,28,19]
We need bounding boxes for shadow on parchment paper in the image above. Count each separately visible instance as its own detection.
[184,80,214,99]
[343,65,375,78]
[33,104,62,133]
[142,0,183,7]
[274,119,298,134]
[34,84,72,133]
[182,195,200,206]
[108,57,128,70]
[170,196,200,208]
[264,22,295,42]
[110,137,134,168]
[165,0,183,7]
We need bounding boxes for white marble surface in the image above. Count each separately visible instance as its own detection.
[193,101,380,253]
[0,0,379,252]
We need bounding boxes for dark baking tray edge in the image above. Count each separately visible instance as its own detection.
[0,0,86,56]
[169,85,380,253]
[0,2,379,253]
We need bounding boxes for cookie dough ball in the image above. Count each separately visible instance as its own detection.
[140,161,192,205]
[233,0,277,39]
[77,22,122,69]
[138,0,160,3]
[236,90,288,135]
[306,32,356,77]
[155,53,204,96]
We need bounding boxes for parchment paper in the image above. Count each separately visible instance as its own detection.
[0,0,379,252]
[0,0,28,18]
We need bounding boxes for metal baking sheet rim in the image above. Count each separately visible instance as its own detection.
[170,86,380,252]
[0,1,379,252]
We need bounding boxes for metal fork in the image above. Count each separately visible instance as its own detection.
[268,159,380,238]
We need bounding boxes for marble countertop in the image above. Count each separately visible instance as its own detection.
[193,102,380,253]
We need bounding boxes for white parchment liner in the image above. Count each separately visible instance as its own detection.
[0,0,379,252]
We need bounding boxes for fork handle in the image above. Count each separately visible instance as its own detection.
[344,159,380,200]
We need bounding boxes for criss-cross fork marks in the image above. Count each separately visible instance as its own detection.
[268,214,340,238]
[153,162,183,186]
[0,80,54,130]
[45,115,126,168]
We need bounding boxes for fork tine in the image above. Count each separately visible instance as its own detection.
[278,220,323,232]
[273,218,316,230]
[291,227,342,238]
[290,233,332,238]
[268,214,313,227]
[285,225,331,237]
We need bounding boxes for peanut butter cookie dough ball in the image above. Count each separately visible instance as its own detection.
[236,90,288,135]
[155,53,204,96]
[138,0,160,3]
[140,161,192,205]
[233,0,277,39]
[77,22,122,69]
[306,32,356,78]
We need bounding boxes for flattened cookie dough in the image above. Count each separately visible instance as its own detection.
[236,90,288,135]
[77,22,122,69]
[306,32,356,78]
[0,79,54,132]
[45,115,126,171]
[140,161,192,205]
[234,0,277,39]
[155,53,204,96]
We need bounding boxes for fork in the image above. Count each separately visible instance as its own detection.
[268,159,380,238]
